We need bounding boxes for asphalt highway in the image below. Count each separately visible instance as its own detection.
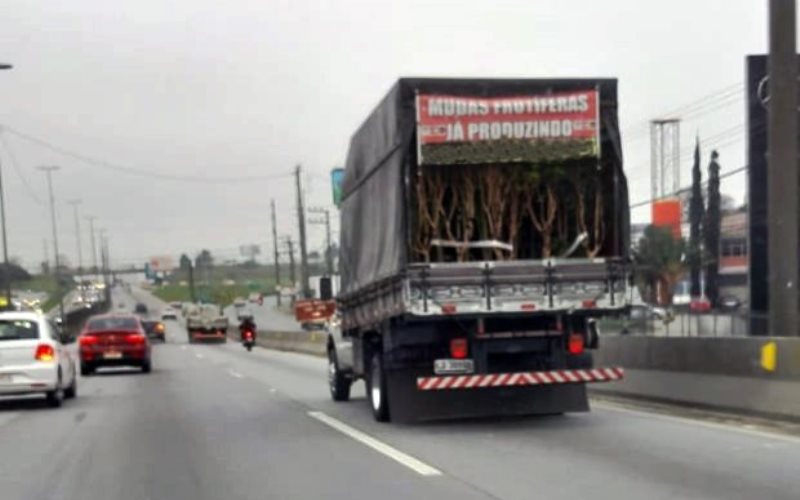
[0,286,798,500]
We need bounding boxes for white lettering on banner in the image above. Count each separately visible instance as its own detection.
[431,95,593,118]
[447,122,465,141]
[462,120,578,141]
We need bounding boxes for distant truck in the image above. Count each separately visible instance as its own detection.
[327,78,631,422]
[294,299,336,330]
[186,304,228,343]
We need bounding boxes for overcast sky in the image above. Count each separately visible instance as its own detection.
[0,0,773,271]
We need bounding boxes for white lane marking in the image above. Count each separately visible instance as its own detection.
[228,369,244,379]
[594,401,800,445]
[180,346,187,350]
[308,411,442,476]
[195,353,204,359]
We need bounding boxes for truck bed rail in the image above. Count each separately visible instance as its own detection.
[339,258,630,330]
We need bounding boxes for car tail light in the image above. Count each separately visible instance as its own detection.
[450,338,468,359]
[567,333,585,355]
[79,335,98,346]
[126,334,146,345]
[35,344,56,362]
[582,299,597,309]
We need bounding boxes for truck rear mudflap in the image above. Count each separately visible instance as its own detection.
[385,366,623,422]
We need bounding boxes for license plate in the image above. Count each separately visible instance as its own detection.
[434,359,475,375]
[104,351,123,359]
[0,374,11,383]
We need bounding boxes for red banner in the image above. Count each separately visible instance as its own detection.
[416,90,600,165]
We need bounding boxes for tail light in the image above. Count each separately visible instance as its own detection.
[441,304,457,315]
[582,299,597,309]
[35,344,56,362]
[244,330,254,340]
[79,335,98,347]
[450,338,468,359]
[126,334,146,345]
[567,333,585,355]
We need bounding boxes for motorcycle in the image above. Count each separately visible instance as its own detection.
[241,328,255,352]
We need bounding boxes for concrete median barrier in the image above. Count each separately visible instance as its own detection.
[592,336,800,420]
[228,328,327,357]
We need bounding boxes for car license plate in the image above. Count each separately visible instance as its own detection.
[434,359,474,375]
[0,374,11,383]
[104,351,123,360]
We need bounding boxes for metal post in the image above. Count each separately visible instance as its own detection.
[286,238,296,286]
[271,199,281,306]
[0,65,12,308]
[67,200,83,273]
[0,151,12,310]
[295,165,310,298]
[324,210,333,275]
[85,216,97,275]
[38,166,64,322]
[768,0,799,336]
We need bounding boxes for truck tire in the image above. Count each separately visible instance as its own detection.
[328,348,351,402]
[367,352,390,422]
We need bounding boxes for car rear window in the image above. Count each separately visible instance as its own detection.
[86,317,139,331]
[0,319,39,340]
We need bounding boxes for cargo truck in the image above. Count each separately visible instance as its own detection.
[327,78,631,422]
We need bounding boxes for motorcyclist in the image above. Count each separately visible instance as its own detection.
[238,314,257,342]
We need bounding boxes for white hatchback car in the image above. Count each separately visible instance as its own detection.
[0,312,77,407]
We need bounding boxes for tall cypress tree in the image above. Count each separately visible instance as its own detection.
[705,150,721,306]
[689,138,704,298]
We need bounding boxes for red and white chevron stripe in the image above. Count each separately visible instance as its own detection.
[416,367,624,391]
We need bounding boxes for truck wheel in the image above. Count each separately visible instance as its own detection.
[367,352,390,422]
[328,348,351,402]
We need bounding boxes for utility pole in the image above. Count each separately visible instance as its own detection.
[283,236,297,292]
[767,0,799,336]
[271,199,281,306]
[308,207,333,275]
[38,165,64,322]
[42,238,49,274]
[85,216,98,275]
[68,200,83,281]
[295,165,310,298]
[0,66,13,309]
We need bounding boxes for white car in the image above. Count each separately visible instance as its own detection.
[161,307,178,320]
[0,312,77,407]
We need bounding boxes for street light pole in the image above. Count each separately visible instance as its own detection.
[0,64,14,310]
[85,216,98,275]
[38,165,64,322]
[67,200,83,274]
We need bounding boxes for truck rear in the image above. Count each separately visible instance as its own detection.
[186,304,228,343]
[328,78,631,422]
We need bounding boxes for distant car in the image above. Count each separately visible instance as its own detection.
[78,315,152,375]
[0,312,78,407]
[169,301,182,310]
[233,297,247,308]
[248,292,263,305]
[134,303,148,315]
[141,319,166,342]
[689,296,712,313]
[718,295,742,311]
[161,307,178,320]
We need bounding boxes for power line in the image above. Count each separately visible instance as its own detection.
[0,133,44,205]
[629,164,749,209]
[1,125,294,184]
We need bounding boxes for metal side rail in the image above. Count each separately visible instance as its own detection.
[416,366,624,391]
